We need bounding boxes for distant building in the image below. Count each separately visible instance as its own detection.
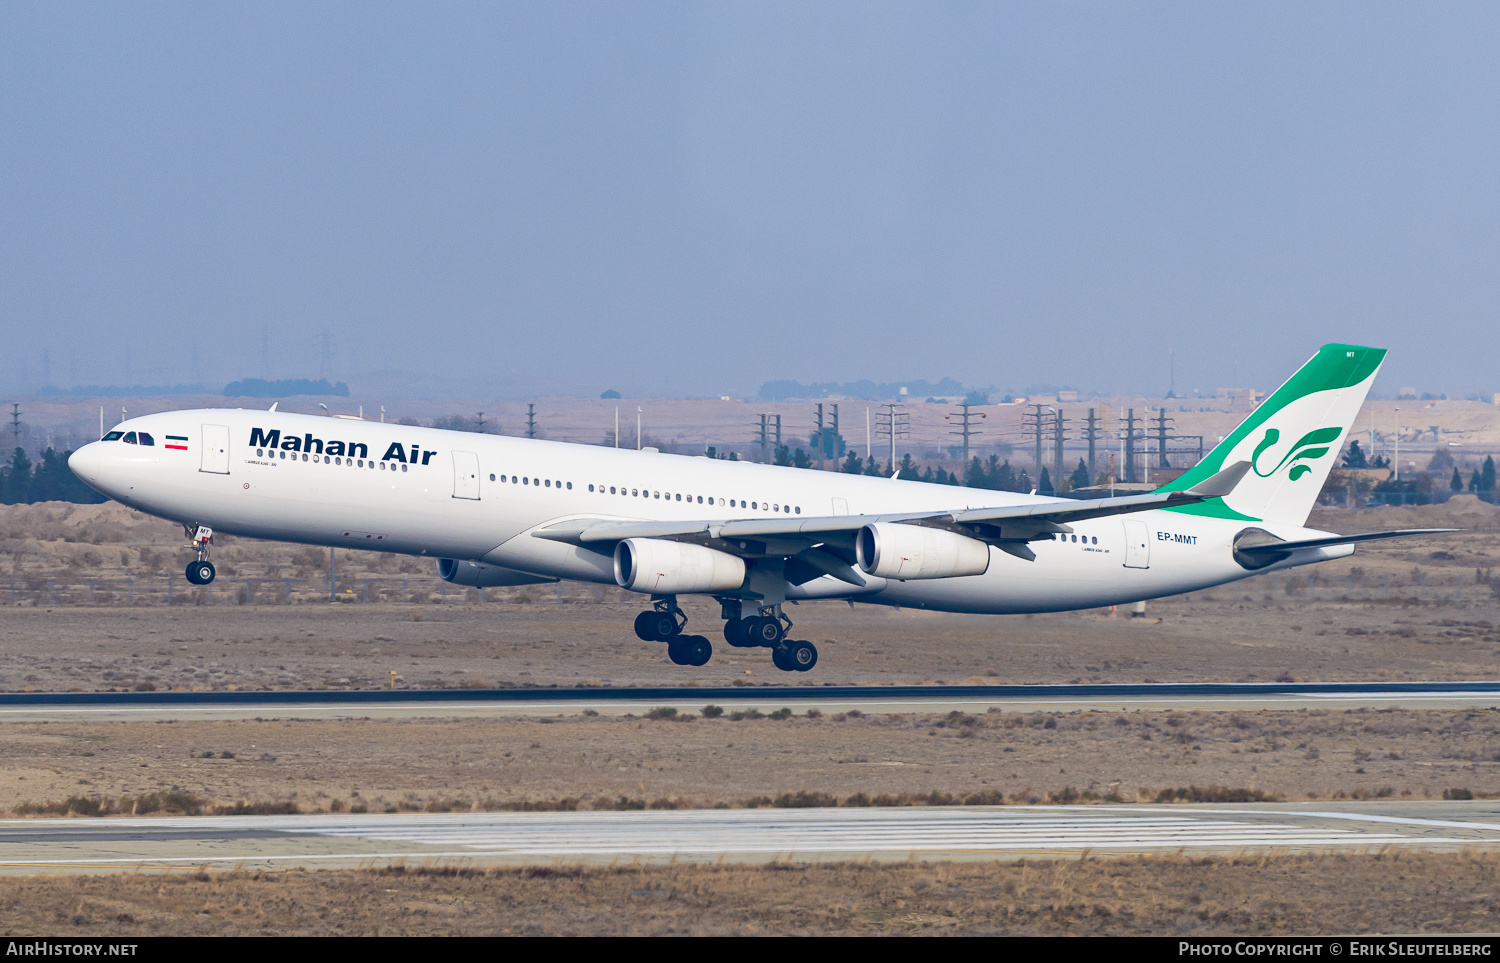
[1057,390,1079,402]
[1217,388,1262,412]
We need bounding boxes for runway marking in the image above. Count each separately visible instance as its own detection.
[0,806,1493,870]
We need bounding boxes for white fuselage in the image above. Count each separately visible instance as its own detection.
[68,409,1350,614]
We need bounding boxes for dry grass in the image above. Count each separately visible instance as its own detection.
[2,851,1497,935]
[3,708,1499,817]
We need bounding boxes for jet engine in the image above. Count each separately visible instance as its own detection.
[855,523,990,580]
[436,558,557,587]
[614,539,747,594]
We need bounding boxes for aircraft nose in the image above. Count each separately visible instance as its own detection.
[68,443,104,484]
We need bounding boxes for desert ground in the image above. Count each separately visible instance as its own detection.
[0,497,1497,693]
[3,852,1499,936]
[0,497,1496,934]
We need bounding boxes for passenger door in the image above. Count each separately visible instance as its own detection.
[452,450,481,500]
[1122,519,1150,569]
[831,497,849,516]
[200,425,230,474]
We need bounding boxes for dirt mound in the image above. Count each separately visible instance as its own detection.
[1310,495,1500,533]
[0,501,177,544]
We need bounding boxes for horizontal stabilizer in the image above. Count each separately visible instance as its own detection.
[1236,528,1459,556]
[1185,460,1251,499]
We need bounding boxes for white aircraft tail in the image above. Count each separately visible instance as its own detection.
[1160,344,1385,527]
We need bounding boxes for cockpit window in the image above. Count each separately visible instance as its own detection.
[136,432,155,446]
[123,432,138,444]
[102,431,123,442]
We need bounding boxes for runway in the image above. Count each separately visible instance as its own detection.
[2,802,1498,874]
[0,681,1497,721]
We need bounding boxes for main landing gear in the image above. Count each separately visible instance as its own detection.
[635,597,713,667]
[183,525,216,585]
[720,601,818,673]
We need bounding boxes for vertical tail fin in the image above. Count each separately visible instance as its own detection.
[1161,344,1385,526]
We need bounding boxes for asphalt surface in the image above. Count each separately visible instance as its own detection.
[2,802,1498,874]
[0,681,1498,721]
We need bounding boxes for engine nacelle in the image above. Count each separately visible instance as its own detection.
[614,539,747,594]
[856,523,991,580]
[437,558,557,587]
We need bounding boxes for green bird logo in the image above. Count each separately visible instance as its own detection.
[1251,427,1342,481]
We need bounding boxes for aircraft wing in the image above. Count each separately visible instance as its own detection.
[534,461,1253,560]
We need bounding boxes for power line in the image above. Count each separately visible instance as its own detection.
[946,403,985,470]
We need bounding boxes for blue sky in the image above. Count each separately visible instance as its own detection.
[3,2,1497,399]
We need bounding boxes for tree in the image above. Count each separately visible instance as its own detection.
[1452,466,1463,492]
[864,457,884,477]
[994,458,1020,492]
[0,447,32,504]
[1037,467,1054,495]
[1342,441,1368,469]
[1470,469,1483,493]
[842,450,863,474]
[1069,458,1091,490]
[896,454,920,480]
[965,456,988,489]
[30,449,104,503]
[791,448,813,470]
[1483,456,1497,494]
[773,445,793,467]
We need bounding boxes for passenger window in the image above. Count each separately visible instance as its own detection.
[102,431,124,442]
[610,486,616,494]
[795,506,800,514]
[545,479,551,488]
[566,482,572,490]
[123,432,137,444]
[280,451,286,459]
[751,502,757,509]
[137,432,155,446]
[523,477,529,485]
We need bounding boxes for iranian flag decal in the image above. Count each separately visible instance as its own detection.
[165,434,189,451]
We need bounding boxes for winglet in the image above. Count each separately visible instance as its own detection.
[268,402,278,412]
[1184,460,1251,499]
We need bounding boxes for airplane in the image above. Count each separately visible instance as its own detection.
[67,343,1448,673]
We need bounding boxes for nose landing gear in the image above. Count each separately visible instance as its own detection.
[183,525,216,585]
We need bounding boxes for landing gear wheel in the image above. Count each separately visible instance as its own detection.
[634,611,661,641]
[652,612,681,640]
[771,642,795,672]
[723,619,753,647]
[185,561,215,585]
[749,616,784,647]
[682,635,712,667]
[668,635,712,666]
[787,639,817,672]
